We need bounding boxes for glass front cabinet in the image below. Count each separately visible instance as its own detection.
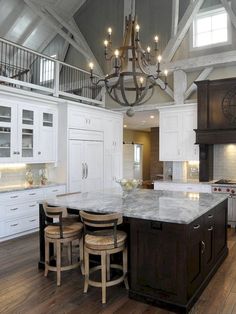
[0,104,18,162]
[0,102,57,163]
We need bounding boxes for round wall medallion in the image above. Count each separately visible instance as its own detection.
[222,87,236,125]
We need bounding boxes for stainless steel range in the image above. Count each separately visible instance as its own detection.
[212,179,236,227]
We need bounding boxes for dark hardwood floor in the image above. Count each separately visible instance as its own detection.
[1,229,236,314]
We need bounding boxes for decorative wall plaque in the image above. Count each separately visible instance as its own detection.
[222,87,236,125]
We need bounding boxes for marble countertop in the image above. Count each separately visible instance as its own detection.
[0,182,66,193]
[44,188,227,224]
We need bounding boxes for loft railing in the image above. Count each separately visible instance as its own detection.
[0,37,104,106]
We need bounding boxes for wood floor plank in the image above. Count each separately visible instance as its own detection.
[0,229,236,314]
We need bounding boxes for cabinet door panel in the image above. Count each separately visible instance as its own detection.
[182,110,199,161]
[187,217,204,297]
[214,201,227,259]
[0,103,18,162]
[68,140,84,193]
[84,141,103,192]
[130,220,186,303]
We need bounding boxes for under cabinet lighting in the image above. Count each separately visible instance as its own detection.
[188,161,199,166]
[150,115,155,119]
[123,125,127,128]
[0,163,26,170]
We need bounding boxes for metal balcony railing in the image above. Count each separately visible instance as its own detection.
[0,37,104,106]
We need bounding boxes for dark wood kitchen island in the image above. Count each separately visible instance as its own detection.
[38,189,228,313]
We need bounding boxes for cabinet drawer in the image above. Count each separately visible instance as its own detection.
[68,109,102,131]
[4,215,39,236]
[44,185,66,198]
[4,202,38,219]
[0,188,44,204]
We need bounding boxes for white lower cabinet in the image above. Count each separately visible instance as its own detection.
[154,181,211,193]
[0,184,66,241]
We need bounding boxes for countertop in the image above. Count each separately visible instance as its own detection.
[0,182,66,194]
[44,188,227,224]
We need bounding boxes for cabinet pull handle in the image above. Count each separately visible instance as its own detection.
[201,241,206,254]
[10,195,18,199]
[29,204,36,207]
[38,151,41,155]
[151,221,162,230]
[208,214,214,219]
[29,193,36,196]
[10,208,18,211]
[208,226,213,231]
[82,163,85,179]
[29,219,36,222]
[85,163,88,179]
[10,223,18,227]
[193,224,200,229]
[52,190,58,192]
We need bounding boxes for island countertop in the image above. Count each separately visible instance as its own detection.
[44,188,227,224]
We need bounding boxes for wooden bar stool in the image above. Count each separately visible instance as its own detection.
[43,203,84,286]
[80,211,129,304]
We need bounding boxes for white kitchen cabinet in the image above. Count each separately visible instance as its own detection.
[103,116,123,189]
[68,132,103,193]
[68,106,102,131]
[0,100,58,163]
[0,103,18,162]
[0,184,66,241]
[154,181,211,193]
[159,104,199,161]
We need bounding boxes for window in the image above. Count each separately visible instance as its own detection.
[134,144,141,164]
[40,54,56,83]
[193,7,230,49]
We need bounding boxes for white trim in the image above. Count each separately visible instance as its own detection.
[58,91,104,106]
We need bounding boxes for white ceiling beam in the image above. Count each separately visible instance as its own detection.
[24,0,103,75]
[221,0,236,29]
[162,50,236,72]
[171,0,179,37]
[162,0,204,62]
[44,4,103,75]
[184,67,213,100]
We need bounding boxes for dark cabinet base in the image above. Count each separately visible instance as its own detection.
[129,200,228,313]
[129,247,228,314]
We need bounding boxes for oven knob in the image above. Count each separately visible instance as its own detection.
[218,188,221,192]
[231,190,235,194]
[214,188,217,191]
[227,188,230,192]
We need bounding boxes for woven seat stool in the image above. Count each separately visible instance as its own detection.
[80,211,129,304]
[43,203,84,286]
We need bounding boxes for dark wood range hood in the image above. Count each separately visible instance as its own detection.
[195,77,236,181]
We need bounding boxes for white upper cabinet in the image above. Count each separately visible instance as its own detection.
[0,100,58,163]
[68,106,102,131]
[159,104,199,162]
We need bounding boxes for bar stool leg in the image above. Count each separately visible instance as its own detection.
[68,242,72,265]
[123,246,129,290]
[84,249,89,293]
[56,240,61,286]
[79,237,84,275]
[101,251,107,304]
[106,253,110,281]
[44,238,49,277]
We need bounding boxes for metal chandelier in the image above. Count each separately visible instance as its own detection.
[89,14,168,116]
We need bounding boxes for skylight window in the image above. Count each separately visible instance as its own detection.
[193,7,230,48]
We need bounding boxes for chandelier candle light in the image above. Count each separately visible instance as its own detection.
[89,14,168,116]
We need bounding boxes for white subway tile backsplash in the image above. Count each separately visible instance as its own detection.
[214,144,236,180]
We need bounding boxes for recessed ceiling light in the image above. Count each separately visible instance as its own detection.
[150,115,155,119]
[124,124,127,128]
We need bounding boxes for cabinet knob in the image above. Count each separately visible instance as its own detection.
[38,151,41,155]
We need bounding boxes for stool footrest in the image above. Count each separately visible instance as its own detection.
[46,262,80,272]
